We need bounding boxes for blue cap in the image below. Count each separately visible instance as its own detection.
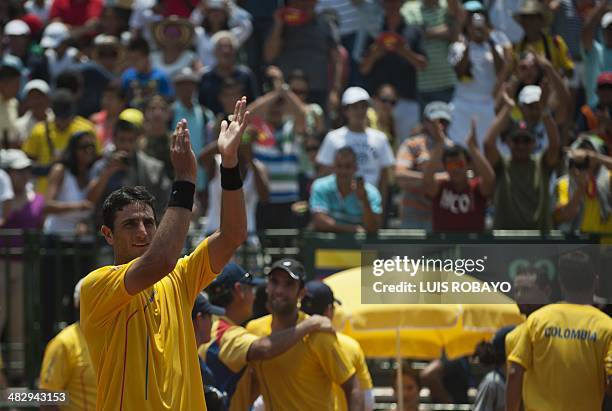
[192,291,225,319]
[464,0,485,12]
[300,281,341,316]
[209,262,265,290]
[492,325,516,357]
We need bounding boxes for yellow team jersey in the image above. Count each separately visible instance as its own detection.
[514,34,574,77]
[80,238,218,411]
[246,312,356,411]
[555,173,612,235]
[39,323,97,411]
[507,303,612,411]
[334,332,373,411]
[21,116,98,193]
[201,317,259,411]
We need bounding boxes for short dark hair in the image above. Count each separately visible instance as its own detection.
[127,36,150,55]
[0,64,20,81]
[515,266,551,289]
[104,80,128,101]
[400,361,421,388]
[335,146,357,162]
[287,69,309,85]
[102,186,156,229]
[558,250,596,292]
[442,144,470,164]
[55,69,83,96]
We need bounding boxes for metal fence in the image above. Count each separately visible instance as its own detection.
[0,228,604,388]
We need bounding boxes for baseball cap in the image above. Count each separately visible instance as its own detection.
[518,85,542,105]
[602,12,612,29]
[597,72,612,87]
[22,79,50,97]
[209,262,265,290]
[341,87,370,106]
[4,19,30,36]
[0,149,33,170]
[266,258,306,282]
[424,101,452,122]
[463,0,485,12]
[300,281,341,316]
[118,108,144,128]
[206,0,227,9]
[40,22,69,49]
[93,34,119,47]
[192,291,225,319]
[173,66,200,83]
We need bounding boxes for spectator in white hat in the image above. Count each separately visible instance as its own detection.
[40,22,81,80]
[582,5,612,108]
[15,80,53,146]
[317,87,395,218]
[3,19,49,82]
[515,85,549,154]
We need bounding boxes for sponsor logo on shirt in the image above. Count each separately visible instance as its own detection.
[439,188,473,214]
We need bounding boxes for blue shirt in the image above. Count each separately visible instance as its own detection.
[121,67,173,107]
[172,100,214,191]
[582,40,612,107]
[309,174,382,225]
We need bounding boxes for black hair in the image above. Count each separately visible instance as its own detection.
[0,63,20,81]
[335,146,357,162]
[515,265,551,289]
[474,341,504,366]
[55,69,83,96]
[115,119,141,134]
[287,69,309,85]
[442,144,470,164]
[61,130,97,177]
[102,186,156,229]
[558,250,596,293]
[127,36,150,55]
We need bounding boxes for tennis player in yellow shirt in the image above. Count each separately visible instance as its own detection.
[39,278,97,411]
[80,97,250,411]
[506,250,612,411]
[246,258,363,411]
[300,280,375,411]
[203,262,336,411]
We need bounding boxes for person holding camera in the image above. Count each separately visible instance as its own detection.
[553,135,612,233]
[310,146,382,234]
[86,108,171,224]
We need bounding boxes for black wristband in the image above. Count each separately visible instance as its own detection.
[168,181,195,210]
[220,163,243,190]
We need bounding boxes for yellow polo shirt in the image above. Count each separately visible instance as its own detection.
[508,303,612,411]
[39,323,97,411]
[80,238,218,411]
[334,332,373,411]
[246,312,356,411]
[21,116,97,193]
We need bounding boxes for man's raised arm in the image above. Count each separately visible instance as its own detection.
[123,119,198,295]
[208,97,250,273]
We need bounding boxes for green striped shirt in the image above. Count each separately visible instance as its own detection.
[402,1,456,92]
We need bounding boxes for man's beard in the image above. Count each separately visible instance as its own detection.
[269,298,297,316]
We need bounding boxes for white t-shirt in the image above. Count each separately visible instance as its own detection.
[448,31,510,101]
[0,169,14,219]
[316,126,395,186]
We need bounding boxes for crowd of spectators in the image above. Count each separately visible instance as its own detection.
[0,0,612,409]
[0,0,611,239]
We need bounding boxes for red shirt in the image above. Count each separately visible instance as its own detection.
[162,0,199,18]
[49,0,103,26]
[432,178,486,232]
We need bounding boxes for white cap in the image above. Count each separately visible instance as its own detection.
[0,149,33,170]
[23,79,50,97]
[73,277,85,309]
[40,22,69,48]
[341,87,370,106]
[518,85,542,105]
[4,19,30,36]
[602,12,612,29]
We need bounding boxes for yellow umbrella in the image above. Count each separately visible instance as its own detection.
[323,266,524,359]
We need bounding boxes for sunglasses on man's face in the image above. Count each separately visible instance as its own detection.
[445,159,466,171]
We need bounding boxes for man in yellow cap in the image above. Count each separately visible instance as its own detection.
[86,107,171,221]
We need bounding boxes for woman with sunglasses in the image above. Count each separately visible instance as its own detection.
[43,130,98,237]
